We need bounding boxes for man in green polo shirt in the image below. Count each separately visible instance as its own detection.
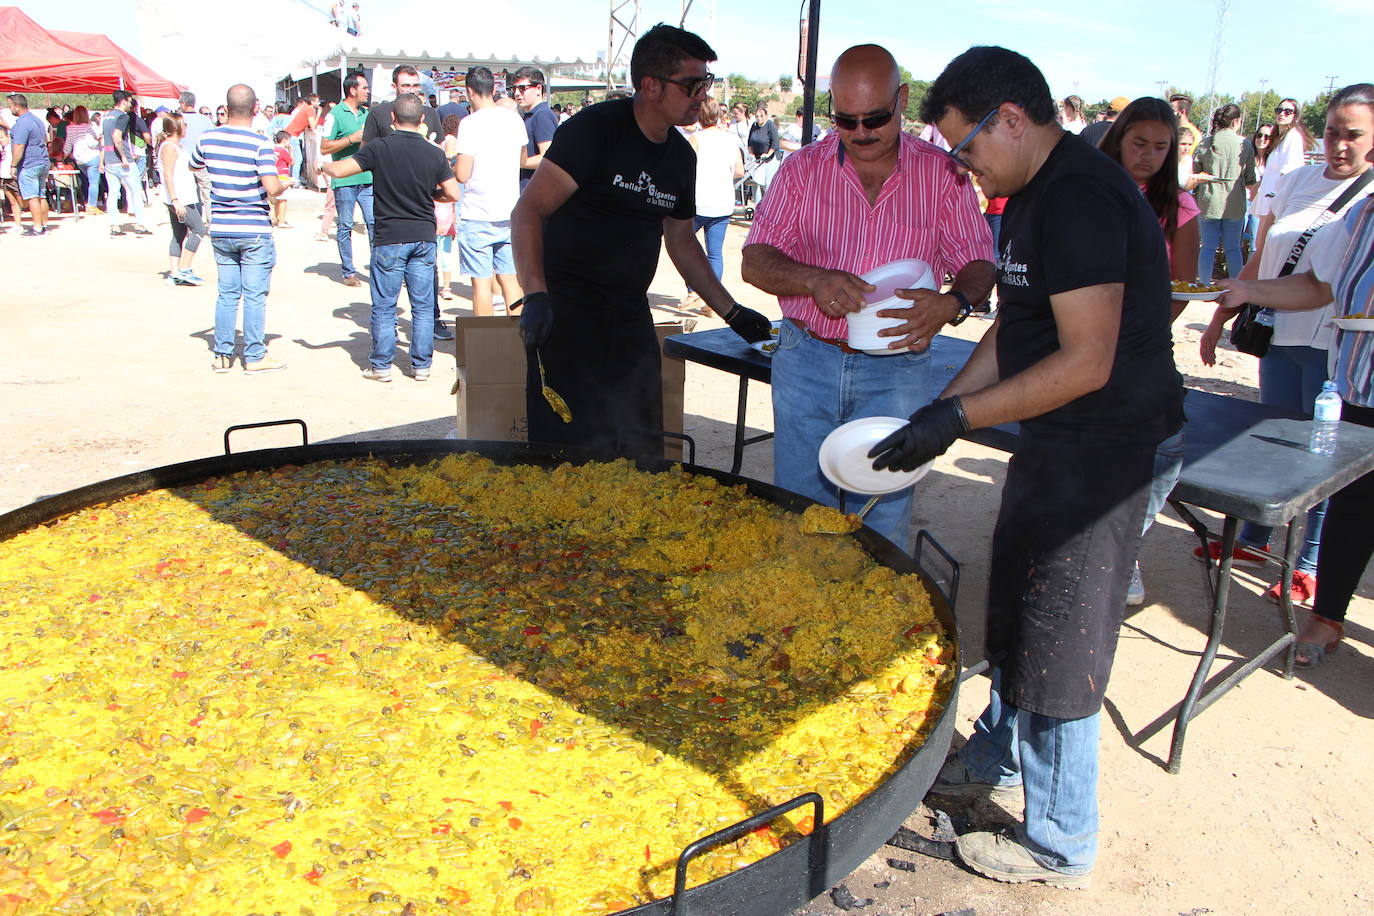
[321,72,373,287]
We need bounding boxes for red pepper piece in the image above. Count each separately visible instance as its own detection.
[272,840,292,858]
[523,625,543,636]
[528,719,543,738]
[185,807,210,824]
[303,868,323,884]
[497,801,514,812]
[171,671,189,679]
[709,696,726,704]
[92,808,125,825]
[508,817,522,829]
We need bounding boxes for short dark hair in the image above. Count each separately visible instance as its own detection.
[921,46,1056,128]
[273,129,290,143]
[629,23,716,92]
[466,66,494,99]
[442,114,460,136]
[1169,94,1193,115]
[7,93,27,109]
[112,89,133,107]
[343,71,367,98]
[512,66,545,88]
[392,64,420,84]
[392,93,423,126]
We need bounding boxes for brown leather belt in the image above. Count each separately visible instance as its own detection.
[786,318,864,354]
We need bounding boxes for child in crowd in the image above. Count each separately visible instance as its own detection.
[272,130,293,227]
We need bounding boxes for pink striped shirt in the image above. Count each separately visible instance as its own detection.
[745,131,994,340]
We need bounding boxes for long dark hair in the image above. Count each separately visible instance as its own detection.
[1251,122,1274,166]
[1272,97,1316,154]
[1099,97,1180,237]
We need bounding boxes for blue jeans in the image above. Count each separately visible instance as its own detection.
[984,212,1002,252]
[959,669,1099,875]
[78,159,101,208]
[212,235,276,363]
[1142,425,1186,537]
[17,163,49,200]
[290,137,303,183]
[1243,213,1260,253]
[368,240,436,371]
[333,183,374,279]
[105,161,145,225]
[693,214,730,281]
[1239,344,1329,571]
[1198,217,1244,282]
[770,319,932,551]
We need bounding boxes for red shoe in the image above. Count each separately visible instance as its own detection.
[1265,570,1317,606]
[1192,541,1271,567]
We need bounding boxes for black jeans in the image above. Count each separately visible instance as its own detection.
[1312,401,1374,624]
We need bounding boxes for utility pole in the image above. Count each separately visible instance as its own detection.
[1155,80,1167,99]
[1324,75,1339,96]
[1256,78,1268,132]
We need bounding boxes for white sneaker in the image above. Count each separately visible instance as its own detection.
[361,366,392,383]
[1126,561,1145,606]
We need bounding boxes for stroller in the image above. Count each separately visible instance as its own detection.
[733,152,778,221]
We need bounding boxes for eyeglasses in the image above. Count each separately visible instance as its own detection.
[946,108,999,169]
[512,83,541,95]
[396,82,422,91]
[829,89,901,131]
[654,72,716,98]
[1275,106,1296,115]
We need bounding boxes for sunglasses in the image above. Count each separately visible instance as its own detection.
[512,83,541,94]
[829,88,901,131]
[946,108,999,169]
[654,72,716,97]
[1275,106,1296,115]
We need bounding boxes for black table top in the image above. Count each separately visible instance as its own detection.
[664,327,1374,526]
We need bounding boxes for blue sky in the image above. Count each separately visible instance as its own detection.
[12,0,1370,105]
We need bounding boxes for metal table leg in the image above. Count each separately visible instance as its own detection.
[731,377,750,475]
[1166,512,1299,773]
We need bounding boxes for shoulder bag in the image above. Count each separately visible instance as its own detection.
[1230,169,1374,357]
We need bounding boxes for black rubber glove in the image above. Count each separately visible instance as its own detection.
[724,303,774,343]
[868,397,969,472]
[519,291,554,349]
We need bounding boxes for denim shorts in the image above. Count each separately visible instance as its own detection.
[17,164,49,200]
[457,218,514,279]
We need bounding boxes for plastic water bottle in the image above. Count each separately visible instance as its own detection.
[1309,381,1342,455]
[1256,308,1276,327]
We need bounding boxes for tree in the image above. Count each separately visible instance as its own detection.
[779,75,793,93]
[1303,91,1333,140]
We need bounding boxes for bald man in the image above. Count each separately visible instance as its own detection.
[740,44,995,550]
[189,84,287,373]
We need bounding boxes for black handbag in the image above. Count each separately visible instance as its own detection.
[1229,169,1373,357]
[1229,303,1272,357]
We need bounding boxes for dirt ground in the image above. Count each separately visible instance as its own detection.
[3,192,1372,915]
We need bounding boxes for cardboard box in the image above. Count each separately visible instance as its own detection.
[454,315,689,461]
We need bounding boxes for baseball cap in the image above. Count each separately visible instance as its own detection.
[1109,96,1131,113]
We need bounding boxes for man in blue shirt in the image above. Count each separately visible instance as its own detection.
[511,66,559,192]
[437,89,469,124]
[6,93,50,236]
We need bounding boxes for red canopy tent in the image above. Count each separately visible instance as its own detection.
[50,30,184,99]
[0,7,128,94]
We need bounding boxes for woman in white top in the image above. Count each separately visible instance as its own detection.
[1199,84,1374,602]
[1060,95,1087,134]
[1252,98,1318,218]
[156,113,207,286]
[684,98,744,313]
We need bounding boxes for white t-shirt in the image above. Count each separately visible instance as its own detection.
[1263,165,1373,349]
[693,128,740,219]
[1062,117,1087,135]
[158,139,199,206]
[455,106,527,222]
[1253,127,1310,217]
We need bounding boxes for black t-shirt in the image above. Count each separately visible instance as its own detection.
[350,130,451,246]
[542,99,696,310]
[748,118,779,158]
[362,101,442,145]
[1077,119,1113,148]
[995,132,1184,442]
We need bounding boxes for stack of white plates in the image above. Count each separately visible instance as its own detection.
[818,416,933,495]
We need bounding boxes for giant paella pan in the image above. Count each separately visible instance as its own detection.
[0,430,961,916]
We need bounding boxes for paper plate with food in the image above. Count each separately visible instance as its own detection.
[1170,280,1226,301]
[749,320,783,355]
[1332,313,1374,331]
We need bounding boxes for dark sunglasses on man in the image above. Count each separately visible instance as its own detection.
[512,83,542,95]
[654,72,716,97]
[828,88,900,131]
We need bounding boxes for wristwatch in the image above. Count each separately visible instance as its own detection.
[947,290,975,326]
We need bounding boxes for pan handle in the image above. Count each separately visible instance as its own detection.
[615,429,698,467]
[913,529,959,612]
[223,419,310,455]
[670,792,824,916]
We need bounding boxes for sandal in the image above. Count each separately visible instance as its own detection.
[1295,613,1343,669]
[438,288,455,301]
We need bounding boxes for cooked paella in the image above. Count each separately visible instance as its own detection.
[0,455,953,915]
